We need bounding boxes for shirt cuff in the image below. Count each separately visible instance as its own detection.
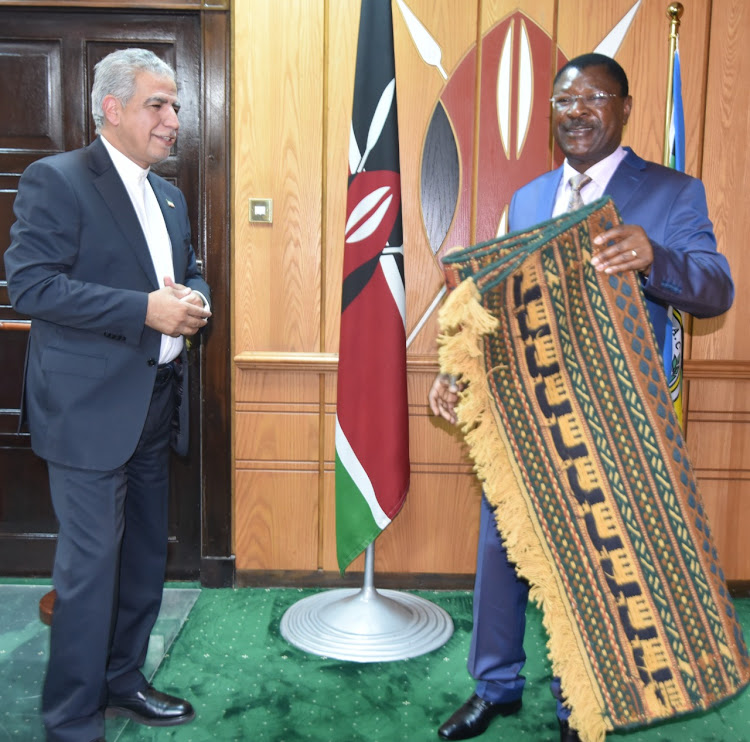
[192,290,210,312]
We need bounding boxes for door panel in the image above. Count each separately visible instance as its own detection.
[0,9,203,578]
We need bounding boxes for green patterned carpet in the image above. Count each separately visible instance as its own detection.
[1,583,748,741]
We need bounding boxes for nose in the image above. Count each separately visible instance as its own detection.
[567,96,590,114]
[564,103,592,122]
[164,106,180,130]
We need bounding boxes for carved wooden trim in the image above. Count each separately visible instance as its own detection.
[684,359,750,380]
[231,355,750,379]
[0,0,228,8]
[233,354,750,379]
[234,351,339,372]
[234,352,441,374]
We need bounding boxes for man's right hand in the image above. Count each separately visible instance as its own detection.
[429,373,460,425]
[145,280,211,337]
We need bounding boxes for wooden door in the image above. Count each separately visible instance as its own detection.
[0,8,204,578]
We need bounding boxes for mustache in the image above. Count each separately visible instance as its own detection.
[563,122,596,131]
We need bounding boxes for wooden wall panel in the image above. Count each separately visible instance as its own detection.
[391,0,479,356]
[234,409,319,463]
[685,376,750,579]
[557,0,711,173]
[235,470,319,570]
[317,369,478,574]
[232,0,750,582]
[323,0,359,355]
[233,0,324,353]
[693,480,750,580]
[693,0,750,363]
[683,0,750,579]
[320,469,481,575]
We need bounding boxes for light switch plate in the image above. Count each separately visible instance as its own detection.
[249,198,273,223]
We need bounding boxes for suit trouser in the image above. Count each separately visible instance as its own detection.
[468,495,569,720]
[42,369,175,742]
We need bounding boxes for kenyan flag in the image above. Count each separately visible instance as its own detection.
[335,0,410,573]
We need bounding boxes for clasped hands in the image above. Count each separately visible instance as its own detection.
[146,276,211,337]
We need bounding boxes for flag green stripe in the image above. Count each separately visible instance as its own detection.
[335,451,381,572]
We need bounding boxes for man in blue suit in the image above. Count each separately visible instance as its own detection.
[429,53,733,742]
[4,48,211,742]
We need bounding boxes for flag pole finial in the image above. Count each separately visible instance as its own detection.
[667,2,684,26]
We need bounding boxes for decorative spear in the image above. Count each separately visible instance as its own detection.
[395,0,447,79]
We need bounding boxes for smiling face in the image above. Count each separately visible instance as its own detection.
[101,70,180,169]
[552,64,632,173]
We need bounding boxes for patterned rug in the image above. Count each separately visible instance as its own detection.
[437,197,750,742]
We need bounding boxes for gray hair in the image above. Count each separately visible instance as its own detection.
[91,48,176,134]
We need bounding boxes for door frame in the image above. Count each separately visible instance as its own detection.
[198,5,234,587]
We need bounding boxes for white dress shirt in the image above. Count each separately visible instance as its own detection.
[552,145,628,217]
[101,136,183,364]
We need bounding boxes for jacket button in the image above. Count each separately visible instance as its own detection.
[147,358,156,366]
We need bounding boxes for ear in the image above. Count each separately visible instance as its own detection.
[622,95,633,125]
[101,94,121,127]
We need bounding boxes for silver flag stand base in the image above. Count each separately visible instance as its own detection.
[280,544,454,662]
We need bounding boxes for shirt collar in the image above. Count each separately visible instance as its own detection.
[100,134,150,187]
[562,145,627,191]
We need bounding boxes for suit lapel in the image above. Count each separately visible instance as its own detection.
[605,148,647,214]
[88,139,159,289]
[539,169,563,221]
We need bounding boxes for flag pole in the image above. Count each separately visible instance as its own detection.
[280,0,452,663]
[661,2,690,429]
[280,542,453,662]
[662,3,683,167]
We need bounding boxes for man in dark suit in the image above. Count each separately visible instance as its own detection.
[4,48,211,742]
[429,53,733,742]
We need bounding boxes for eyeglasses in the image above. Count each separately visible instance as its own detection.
[549,92,620,111]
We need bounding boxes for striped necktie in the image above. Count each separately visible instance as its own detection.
[567,173,592,211]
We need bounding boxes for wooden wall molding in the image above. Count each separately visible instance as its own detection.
[0,1,229,8]
[234,352,441,373]
[235,355,750,379]
[235,351,339,372]
[0,0,229,11]
[684,359,750,380]
[234,354,750,380]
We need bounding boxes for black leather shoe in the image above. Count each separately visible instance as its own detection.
[438,693,522,740]
[559,719,583,742]
[105,685,195,727]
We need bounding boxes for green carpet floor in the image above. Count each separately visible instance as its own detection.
[2,584,749,741]
[120,588,750,742]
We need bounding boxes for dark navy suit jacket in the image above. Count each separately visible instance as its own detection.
[5,136,210,471]
[508,147,733,359]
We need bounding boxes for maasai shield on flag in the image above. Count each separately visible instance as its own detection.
[335,0,410,573]
[666,45,686,425]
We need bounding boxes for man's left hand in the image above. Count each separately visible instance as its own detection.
[591,224,653,275]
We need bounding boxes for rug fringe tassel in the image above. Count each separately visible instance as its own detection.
[438,278,609,742]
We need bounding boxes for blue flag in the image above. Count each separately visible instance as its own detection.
[666,46,685,424]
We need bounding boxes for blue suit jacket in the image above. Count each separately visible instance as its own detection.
[508,147,733,358]
[5,137,210,470]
